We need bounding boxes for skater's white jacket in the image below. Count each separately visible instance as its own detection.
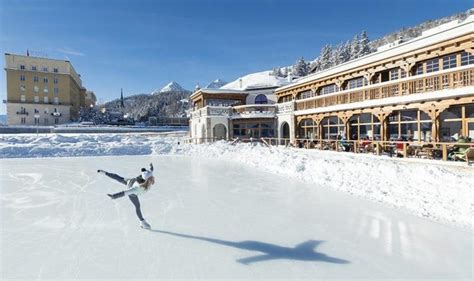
[123,178,149,196]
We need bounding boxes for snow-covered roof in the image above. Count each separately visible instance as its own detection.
[220,70,292,91]
[189,88,248,99]
[276,15,474,93]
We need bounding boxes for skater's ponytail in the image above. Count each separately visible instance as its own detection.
[140,176,155,190]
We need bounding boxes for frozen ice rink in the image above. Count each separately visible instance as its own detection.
[1,155,472,280]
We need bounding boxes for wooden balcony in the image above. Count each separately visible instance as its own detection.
[294,66,474,112]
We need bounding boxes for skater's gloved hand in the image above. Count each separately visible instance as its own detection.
[97,169,105,174]
[107,191,125,199]
[149,163,154,171]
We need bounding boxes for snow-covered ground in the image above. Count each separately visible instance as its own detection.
[1,134,472,229]
[1,155,472,280]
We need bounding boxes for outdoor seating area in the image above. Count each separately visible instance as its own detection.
[260,136,474,164]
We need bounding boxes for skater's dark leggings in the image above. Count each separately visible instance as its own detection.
[104,172,145,221]
[104,172,127,185]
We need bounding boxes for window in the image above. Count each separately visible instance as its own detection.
[34,76,39,82]
[54,118,59,124]
[34,86,39,93]
[461,52,474,66]
[54,87,59,94]
[53,68,58,73]
[21,117,26,124]
[297,90,315,100]
[54,97,59,104]
[443,54,457,69]
[34,96,39,103]
[414,63,423,75]
[44,96,49,103]
[400,69,407,78]
[43,77,48,83]
[20,64,25,70]
[20,75,26,81]
[20,85,26,91]
[390,69,399,80]
[20,95,26,102]
[31,65,37,71]
[426,58,439,73]
[43,88,49,93]
[42,67,48,72]
[255,94,268,104]
[53,77,58,84]
[320,84,338,95]
[347,77,366,89]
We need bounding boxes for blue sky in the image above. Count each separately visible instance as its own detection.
[0,0,472,114]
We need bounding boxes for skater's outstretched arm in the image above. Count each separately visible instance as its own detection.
[149,163,154,171]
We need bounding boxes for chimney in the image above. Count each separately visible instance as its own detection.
[238,78,243,89]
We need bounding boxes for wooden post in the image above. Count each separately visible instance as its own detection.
[403,143,407,158]
[442,144,448,161]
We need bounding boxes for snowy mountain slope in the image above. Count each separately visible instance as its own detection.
[0,156,471,279]
[205,79,227,89]
[220,70,291,90]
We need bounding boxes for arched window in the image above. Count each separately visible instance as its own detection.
[255,94,268,104]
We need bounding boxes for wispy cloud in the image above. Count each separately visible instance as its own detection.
[56,48,85,57]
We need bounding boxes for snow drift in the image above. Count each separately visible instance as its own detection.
[0,134,472,229]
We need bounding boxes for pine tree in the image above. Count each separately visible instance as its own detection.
[340,40,351,63]
[350,34,360,59]
[359,31,371,57]
[320,45,333,70]
[271,67,283,77]
[293,57,310,77]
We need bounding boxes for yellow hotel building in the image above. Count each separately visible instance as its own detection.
[4,53,96,125]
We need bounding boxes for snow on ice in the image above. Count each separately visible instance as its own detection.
[0,133,472,230]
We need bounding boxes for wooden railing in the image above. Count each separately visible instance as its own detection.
[295,66,474,111]
[261,137,473,162]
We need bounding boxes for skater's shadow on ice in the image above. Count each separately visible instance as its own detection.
[151,229,350,265]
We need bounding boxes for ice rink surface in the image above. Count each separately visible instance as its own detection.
[1,155,472,280]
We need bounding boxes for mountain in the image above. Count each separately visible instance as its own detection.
[205,79,227,89]
[83,83,192,123]
[155,81,188,94]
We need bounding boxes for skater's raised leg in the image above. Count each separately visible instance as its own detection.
[98,170,127,185]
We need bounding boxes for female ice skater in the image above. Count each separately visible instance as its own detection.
[97,163,155,229]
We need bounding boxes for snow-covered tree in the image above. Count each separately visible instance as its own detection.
[319,45,333,70]
[358,31,371,57]
[271,67,284,77]
[350,34,360,59]
[292,57,310,77]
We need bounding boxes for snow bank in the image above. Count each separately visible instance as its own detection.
[0,134,472,229]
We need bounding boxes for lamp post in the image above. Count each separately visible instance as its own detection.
[34,113,40,136]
